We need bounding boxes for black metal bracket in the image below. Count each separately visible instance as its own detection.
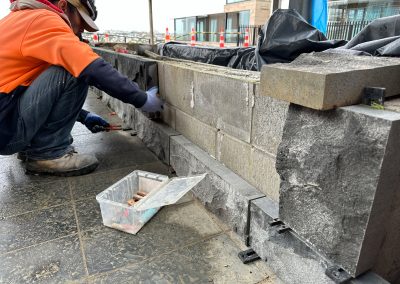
[268,218,283,226]
[362,87,385,108]
[238,248,261,264]
[269,218,290,234]
[325,265,352,284]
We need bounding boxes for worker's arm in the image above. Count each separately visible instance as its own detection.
[79,58,147,108]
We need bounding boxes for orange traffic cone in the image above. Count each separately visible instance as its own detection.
[105,33,109,43]
[93,33,98,43]
[244,28,249,47]
[219,29,225,48]
[165,27,171,43]
[190,28,196,46]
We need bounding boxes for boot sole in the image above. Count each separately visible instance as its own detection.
[26,162,99,177]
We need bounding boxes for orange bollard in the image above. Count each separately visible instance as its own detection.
[190,27,196,46]
[219,29,225,48]
[244,28,249,47]
[165,27,171,43]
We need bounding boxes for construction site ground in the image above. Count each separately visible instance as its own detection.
[0,92,277,284]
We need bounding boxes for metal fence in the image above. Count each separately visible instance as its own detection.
[326,20,372,41]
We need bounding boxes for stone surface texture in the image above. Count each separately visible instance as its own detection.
[159,61,259,142]
[94,47,158,90]
[175,108,218,158]
[249,198,335,284]
[170,135,265,239]
[252,85,289,156]
[217,132,281,201]
[261,52,400,110]
[277,104,400,278]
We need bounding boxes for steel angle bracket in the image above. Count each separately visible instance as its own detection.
[325,265,353,284]
[238,248,261,264]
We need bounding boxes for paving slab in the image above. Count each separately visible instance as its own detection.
[261,52,400,110]
[0,235,85,283]
[0,179,70,218]
[81,202,222,275]
[0,204,77,254]
[89,234,272,284]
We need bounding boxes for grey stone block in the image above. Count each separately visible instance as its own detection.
[277,104,400,277]
[161,62,195,114]
[134,109,180,165]
[217,132,280,201]
[249,198,390,284]
[193,72,254,142]
[161,103,176,130]
[94,47,158,91]
[252,85,289,156]
[98,93,179,165]
[260,52,400,110]
[216,132,252,181]
[176,109,217,158]
[170,135,264,239]
[160,61,257,142]
[250,147,280,202]
[249,197,334,284]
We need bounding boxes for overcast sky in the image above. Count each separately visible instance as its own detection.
[0,0,226,32]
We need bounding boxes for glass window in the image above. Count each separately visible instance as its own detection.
[226,12,239,43]
[174,17,196,41]
[328,0,400,22]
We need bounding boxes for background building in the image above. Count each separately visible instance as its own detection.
[327,0,400,39]
[174,0,272,45]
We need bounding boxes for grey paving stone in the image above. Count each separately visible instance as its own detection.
[75,198,103,232]
[0,167,64,188]
[82,202,222,275]
[0,180,70,218]
[89,234,270,284]
[0,235,85,283]
[0,156,25,175]
[0,204,77,254]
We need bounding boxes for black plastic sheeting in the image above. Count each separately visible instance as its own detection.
[335,14,400,56]
[255,9,346,67]
[159,10,400,71]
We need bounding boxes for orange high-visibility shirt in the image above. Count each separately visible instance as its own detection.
[0,9,100,94]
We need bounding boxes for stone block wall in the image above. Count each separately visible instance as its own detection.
[158,60,287,202]
[91,48,397,283]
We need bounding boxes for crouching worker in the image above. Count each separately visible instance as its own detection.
[0,0,163,176]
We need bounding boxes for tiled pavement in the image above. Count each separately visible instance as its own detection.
[0,92,277,283]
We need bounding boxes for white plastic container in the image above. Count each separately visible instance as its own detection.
[96,170,206,235]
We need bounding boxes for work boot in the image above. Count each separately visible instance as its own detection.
[26,150,99,177]
[17,151,28,162]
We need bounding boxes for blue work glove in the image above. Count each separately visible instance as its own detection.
[84,112,110,133]
[140,87,164,113]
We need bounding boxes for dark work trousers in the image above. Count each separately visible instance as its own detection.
[0,66,88,160]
